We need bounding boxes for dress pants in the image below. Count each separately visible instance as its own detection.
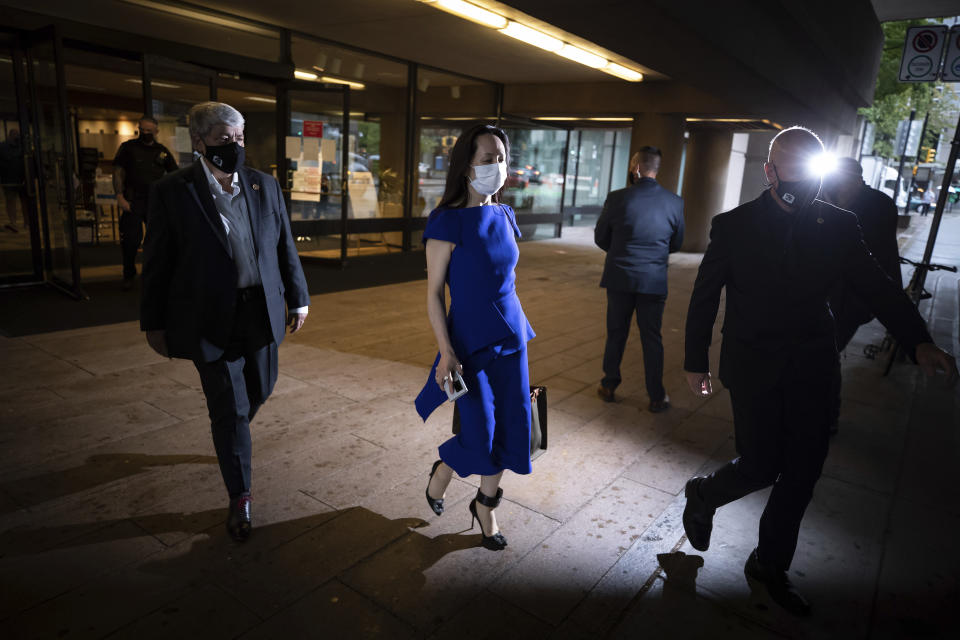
[194,288,278,498]
[120,198,147,279]
[697,368,832,570]
[601,289,667,401]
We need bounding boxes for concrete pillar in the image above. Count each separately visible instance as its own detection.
[681,129,733,252]
[629,113,686,193]
[739,131,776,205]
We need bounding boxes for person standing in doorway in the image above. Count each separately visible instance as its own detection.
[114,116,178,290]
[141,102,309,542]
[415,124,536,552]
[594,146,684,412]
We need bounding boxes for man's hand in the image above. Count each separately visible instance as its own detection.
[145,330,168,357]
[117,194,132,213]
[287,312,307,334]
[685,371,713,397]
[916,342,959,387]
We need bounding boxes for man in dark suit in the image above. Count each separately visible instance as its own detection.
[595,146,684,412]
[822,157,903,432]
[141,102,310,542]
[682,127,956,615]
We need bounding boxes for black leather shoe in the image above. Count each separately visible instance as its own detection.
[649,395,671,413]
[226,495,252,542]
[597,385,616,403]
[425,459,445,515]
[744,548,811,616]
[469,488,507,551]
[682,477,715,552]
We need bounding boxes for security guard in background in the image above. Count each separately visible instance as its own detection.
[682,127,957,616]
[822,157,902,433]
[113,116,178,289]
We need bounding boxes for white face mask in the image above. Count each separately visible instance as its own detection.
[469,161,506,196]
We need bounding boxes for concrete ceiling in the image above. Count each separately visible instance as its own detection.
[871,0,960,21]
[194,0,667,84]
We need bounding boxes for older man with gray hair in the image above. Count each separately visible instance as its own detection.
[141,101,310,542]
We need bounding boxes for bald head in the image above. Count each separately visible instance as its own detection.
[763,126,825,210]
[768,127,823,167]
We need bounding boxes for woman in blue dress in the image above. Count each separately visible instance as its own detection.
[415,124,535,551]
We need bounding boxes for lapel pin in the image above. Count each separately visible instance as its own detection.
[252,183,259,191]
[816,217,824,224]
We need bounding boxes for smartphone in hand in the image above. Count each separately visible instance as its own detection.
[445,370,468,402]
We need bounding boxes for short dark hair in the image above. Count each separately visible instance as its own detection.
[629,145,662,183]
[138,115,159,126]
[836,157,863,177]
[436,123,510,210]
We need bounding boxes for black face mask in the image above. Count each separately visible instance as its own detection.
[203,141,245,173]
[139,132,154,144]
[772,166,820,209]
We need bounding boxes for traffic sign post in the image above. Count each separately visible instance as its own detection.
[891,23,960,348]
[941,25,960,82]
[899,25,948,82]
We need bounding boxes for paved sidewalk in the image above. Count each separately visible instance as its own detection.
[1,215,957,639]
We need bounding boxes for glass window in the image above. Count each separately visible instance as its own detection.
[150,61,214,168]
[286,88,343,256]
[500,126,568,217]
[0,48,34,278]
[217,74,278,177]
[415,68,497,218]
[66,49,150,251]
[563,127,631,223]
[292,37,409,255]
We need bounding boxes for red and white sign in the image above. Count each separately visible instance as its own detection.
[899,25,948,82]
[303,120,324,137]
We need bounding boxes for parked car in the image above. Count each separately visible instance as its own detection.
[522,164,542,184]
[506,165,529,189]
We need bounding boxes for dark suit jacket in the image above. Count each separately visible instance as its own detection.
[830,185,902,326]
[141,161,310,361]
[595,177,684,294]
[684,191,931,390]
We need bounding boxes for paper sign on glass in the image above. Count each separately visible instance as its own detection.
[303,137,320,159]
[320,138,336,164]
[285,136,301,159]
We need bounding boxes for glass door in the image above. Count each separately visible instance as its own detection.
[0,37,44,286]
[26,26,82,297]
[147,55,216,167]
[282,83,349,264]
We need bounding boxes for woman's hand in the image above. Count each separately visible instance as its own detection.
[436,349,464,392]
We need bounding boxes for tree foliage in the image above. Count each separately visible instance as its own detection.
[859,19,960,158]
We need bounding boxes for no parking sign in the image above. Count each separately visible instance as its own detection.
[899,25,947,82]
[941,26,960,82]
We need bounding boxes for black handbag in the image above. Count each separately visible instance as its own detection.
[452,386,548,454]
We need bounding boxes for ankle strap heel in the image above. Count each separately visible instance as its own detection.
[474,488,503,509]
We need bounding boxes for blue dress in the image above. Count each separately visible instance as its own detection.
[415,204,536,476]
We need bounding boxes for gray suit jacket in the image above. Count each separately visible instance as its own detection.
[141,161,309,361]
[595,178,684,294]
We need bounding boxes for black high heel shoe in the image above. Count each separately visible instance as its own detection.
[469,488,507,551]
[425,459,445,515]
